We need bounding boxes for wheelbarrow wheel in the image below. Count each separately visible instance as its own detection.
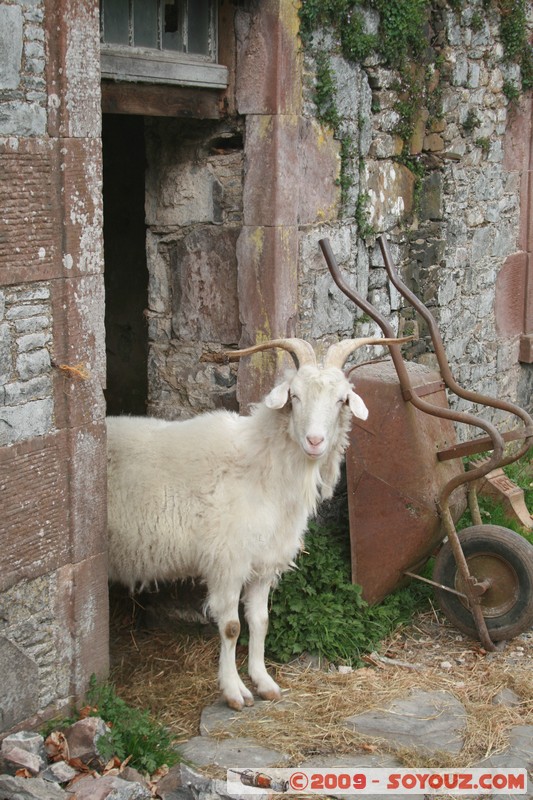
[432,525,533,642]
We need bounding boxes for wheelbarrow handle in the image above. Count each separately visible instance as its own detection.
[319,237,505,506]
[377,234,533,469]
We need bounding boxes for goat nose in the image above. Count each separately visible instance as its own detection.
[306,435,324,447]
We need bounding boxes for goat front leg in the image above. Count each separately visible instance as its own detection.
[208,586,254,711]
[243,579,282,701]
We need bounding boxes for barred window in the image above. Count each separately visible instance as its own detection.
[100,0,227,88]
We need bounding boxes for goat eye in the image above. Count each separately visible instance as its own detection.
[290,393,300,403]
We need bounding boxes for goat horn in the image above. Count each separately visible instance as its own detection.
[201,338,317,368]
[325,336,415,369]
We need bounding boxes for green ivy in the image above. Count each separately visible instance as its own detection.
[265,523,431,664]
[462,109,482,132]
[314,51,341,130]
[498,0,533,92]
[300,0,532,156]
[371,0,429,70]
[354,191,375,238]
[85,676,179,774]
[300,0,430,72]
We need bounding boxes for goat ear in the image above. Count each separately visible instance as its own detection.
[347,389,369,420]
[265,381,291,409]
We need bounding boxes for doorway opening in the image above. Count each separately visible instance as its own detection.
[102,113,149,416]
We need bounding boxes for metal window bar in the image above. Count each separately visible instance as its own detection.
[100,0,216,58]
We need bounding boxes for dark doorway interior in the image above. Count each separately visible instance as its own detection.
[102,114,148,415]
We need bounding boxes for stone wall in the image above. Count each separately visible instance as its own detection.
[0,0,531,738]
[295,1,532,433]
[0,1,47,136]
[144,118,244,419]
[0,283,53,445]
[0,0,108,734]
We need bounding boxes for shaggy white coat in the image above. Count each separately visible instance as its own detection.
[107,365,369,709]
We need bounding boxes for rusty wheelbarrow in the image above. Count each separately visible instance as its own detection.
[319,236,533,651]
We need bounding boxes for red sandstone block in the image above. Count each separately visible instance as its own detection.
[519,333,533,364]
[0,432,70,592]
[60,138,104,276]
[236,225,298,410]
[55,556,110,695]
[235,0,302,115]
[0,139,62,285]
[68,420,107,563]
[243,115,300,227]
[494,251,527,338]
[298,118,341,225]
[51,276,106,432]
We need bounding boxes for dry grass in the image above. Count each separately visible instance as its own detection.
[109,601,533,770]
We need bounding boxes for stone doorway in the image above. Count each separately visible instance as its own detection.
[102,113,149,416]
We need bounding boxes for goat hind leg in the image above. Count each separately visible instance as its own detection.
[243,579,282,701]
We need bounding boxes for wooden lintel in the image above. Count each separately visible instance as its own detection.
[101,81,224,119]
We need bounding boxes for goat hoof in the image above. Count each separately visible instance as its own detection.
[243,695,255,707]
[258,688,282,701]
[226,697,244,711]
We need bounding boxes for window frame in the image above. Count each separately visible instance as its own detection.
[99,0,228,90]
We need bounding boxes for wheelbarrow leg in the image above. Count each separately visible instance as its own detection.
[467,482,483,527]
[439,503,497,652]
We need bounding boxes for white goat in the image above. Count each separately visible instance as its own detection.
[107,337,405,710]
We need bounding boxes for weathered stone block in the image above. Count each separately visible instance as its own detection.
[344,689,466,755]
[16,348,50,380]
[170,227,240,342]
[61,138,104,276]
[0,433,70,590]
[298,118,340,225]
[0,638,39,731]
[495,251,527,337]
[17,332,49,352]
[51,276,106,431]
[55,556,109,697]
[4,376,52,406]
[0,5,23,90]
[68,421,107,562]
[0,397,54,447]
[243,114,300,227]
[0,101,47,136]
[423,132,444,151]
[236,0,302,115]
[364,161,415,231]
[145,126,218,227]
[236,225,298,409]
[47,0,101,139]
[419,171,443,221]
[0,139,62,285]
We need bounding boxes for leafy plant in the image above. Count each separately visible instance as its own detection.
[503,79,521,104]
[314,51,341,130]
[371,0,429,70]
[354,191,375,237]
[338,135,358,208]
[475,136,491,154]
[85,675,179,774]
[265,523,431,664]
[498,0,533,90]
[471,11,484,32]
[462,109,481,132]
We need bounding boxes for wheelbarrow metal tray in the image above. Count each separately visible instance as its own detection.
[346,359,467,605]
